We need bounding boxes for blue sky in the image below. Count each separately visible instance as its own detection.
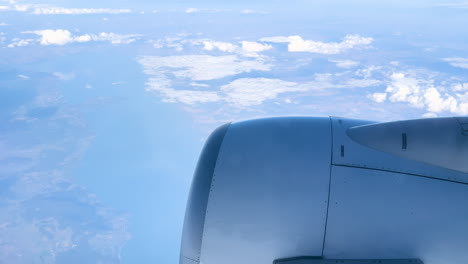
[1,0,468,263]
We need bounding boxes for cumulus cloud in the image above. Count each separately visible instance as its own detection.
[241,41,272,53]
[444,57,468,69]
[202,40,237,52]
[187,39,272,57]
[150,36,273,57]
[368,72,468,115]
[260,34,373,54]
[10,29,140,47]
[367,92,387,103]
[138,55,271,81]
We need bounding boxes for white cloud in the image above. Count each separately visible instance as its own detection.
[241,41,272,53]
[240,9,268,14]
[369,72,468,115]
[11,29,140,47]
[385,73,425,107]
[145,77,305,106]
[190,82,210,87]
[27,29,76,45]
[260,34,373,54]
[185,8,199,13]
[91,32,139,44]
[367,92,387,103]
[444,57,468,69]
[17,74,29,79]
[0,2,132,15]
[422,112,438,118]
[138,55,271,81]
[8,38,34,47]
[221,78,302,106]
[188,39,272,57]
[329,59,360,68]
[0,22,7,26]
[32,7,131,15]
[202,40,237,52]
[148,81,222,104]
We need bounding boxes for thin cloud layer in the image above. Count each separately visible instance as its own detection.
[32,7,131,15]
[138,55,271,81]
[260,34,373,54]
[0,1,131,15]
[9,29,140,47]
[444,57,468,69]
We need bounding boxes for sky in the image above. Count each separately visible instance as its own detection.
[1,0,468,263]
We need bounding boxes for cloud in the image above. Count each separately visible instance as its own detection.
[17,74,29,79]
[367,92,387,103]
[138,55,271,81]
[260,34,373,54]
[184,7,223,13]
[92,32,140,44]
[240,9,268,14]
[8,38,34,47]
[444,57,468,69]
[368,72,468,115]
[0,2,132,15]
[27,29,78,45]
[188,39,272,57]
[221,78,302,106]
[9,29,140,47]
[147,80,222,104]
[145,77,304,106]
[139,53,382,108]
[0,22,7,26]
[185,7,199,13]
[329,59,360,68]
[202,40,237,52]
[241,41,272,53]
[31,7,131,15]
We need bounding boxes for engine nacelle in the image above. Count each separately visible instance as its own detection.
[180,117,468,264]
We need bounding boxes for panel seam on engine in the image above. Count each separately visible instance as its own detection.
[321,117,334,256]
[333,163,468,185]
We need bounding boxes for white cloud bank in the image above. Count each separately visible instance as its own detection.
[9,29,140,47]
[368,72,468,115]
[138,54,381,107]
[444,57,468,69]
[150,36,273,57]
[139,55,271,81]
[260,34,373,54]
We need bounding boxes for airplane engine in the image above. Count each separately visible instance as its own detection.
[180,116,468,264]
